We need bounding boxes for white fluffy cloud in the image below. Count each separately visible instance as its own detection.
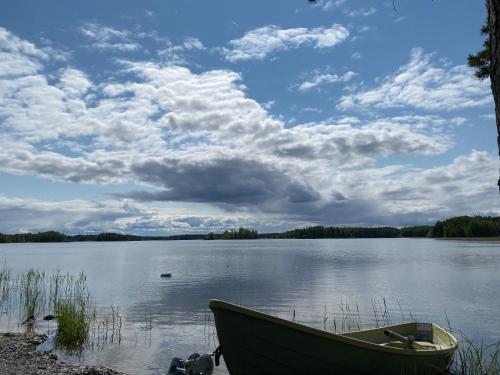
[221,24,349,62]
[338,48,492,111]
[0,26,65,77]
[157,37,205,65]
[346,7,377,17]
[0,196,141,233]
[297,70,355,92]
[79,22,141,51]
[312,0,346,11]
[369,150,500,220]
[0,195,278,234]
[0,27,497,232]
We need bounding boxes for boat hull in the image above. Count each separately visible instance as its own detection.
[210,300,456,375]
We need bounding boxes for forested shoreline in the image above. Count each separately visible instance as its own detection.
[1,216,500,243]
[266,216,500,239]
[429,216,500,238]
[262,225,432,239]
[0,231,205,243]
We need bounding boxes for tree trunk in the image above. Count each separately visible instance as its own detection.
[488,0,500,189]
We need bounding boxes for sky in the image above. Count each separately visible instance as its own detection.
[0,0,498,235]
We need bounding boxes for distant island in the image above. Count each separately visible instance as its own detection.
[1,216,499,243]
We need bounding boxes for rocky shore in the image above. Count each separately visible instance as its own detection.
[0,333,127,375]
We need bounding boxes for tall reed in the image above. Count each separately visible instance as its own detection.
[0,266,12,303]
[53,272,92,353]
[450,333,500,375]
[19,269,46,331]
[0,264,125,354]
[55,299,92,353]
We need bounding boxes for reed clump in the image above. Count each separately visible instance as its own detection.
[449,334,500,375]
[0,266,12,304]
[19,269,46,332]
[0,266,124,354]
[55,299,92,353]
[53,272,93,353]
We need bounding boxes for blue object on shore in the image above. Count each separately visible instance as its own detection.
[36,333,56,353]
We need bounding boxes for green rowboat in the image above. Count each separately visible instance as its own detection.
[209,300,457,375]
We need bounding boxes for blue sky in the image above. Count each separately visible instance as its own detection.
[0,0,497,235]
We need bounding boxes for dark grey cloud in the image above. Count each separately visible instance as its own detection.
[122,157,320,207]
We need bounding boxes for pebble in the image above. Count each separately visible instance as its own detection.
[0,333,127,375]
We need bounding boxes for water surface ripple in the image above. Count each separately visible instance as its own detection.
[1,238,499,374]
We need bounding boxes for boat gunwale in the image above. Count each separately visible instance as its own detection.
[209,299,457,357]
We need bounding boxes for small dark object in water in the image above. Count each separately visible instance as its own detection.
[43,314,56,321]
[161,273,172,278]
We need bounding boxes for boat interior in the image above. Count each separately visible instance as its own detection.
[342,322,456,351]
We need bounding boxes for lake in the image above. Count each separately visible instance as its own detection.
[1,238,499,374]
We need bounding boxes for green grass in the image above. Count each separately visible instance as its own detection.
[0,266,12,303]
[50,271,94,353]
[0,265,126,355]
[19,269,45,332]
[0,266,104,353]
[55,299,92,353]
[449,333,500,375]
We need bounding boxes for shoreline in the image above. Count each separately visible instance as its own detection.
[436,236,500,241]
[0,332,127,375]
[2,236,500,244]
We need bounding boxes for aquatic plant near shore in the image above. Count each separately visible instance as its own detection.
[0,265,125,354]
[20,270,46,332]
[0,266,12,304]
[53,273,93,353]
[55,299,91,353]
[450,333,500,375]
[91,305,123,351]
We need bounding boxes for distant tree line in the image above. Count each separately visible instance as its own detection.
[0,231,208,243]
[0,231,211,243]
[0,231,68,243]
[261,225,433,239]
[0,231,143,243]
[219,228,258,240]
[1,216,500,243]
[72,233,143,241]
[429,216,500,238]
[263,218,500,239]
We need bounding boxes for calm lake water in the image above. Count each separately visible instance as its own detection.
[1,238,499,374]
